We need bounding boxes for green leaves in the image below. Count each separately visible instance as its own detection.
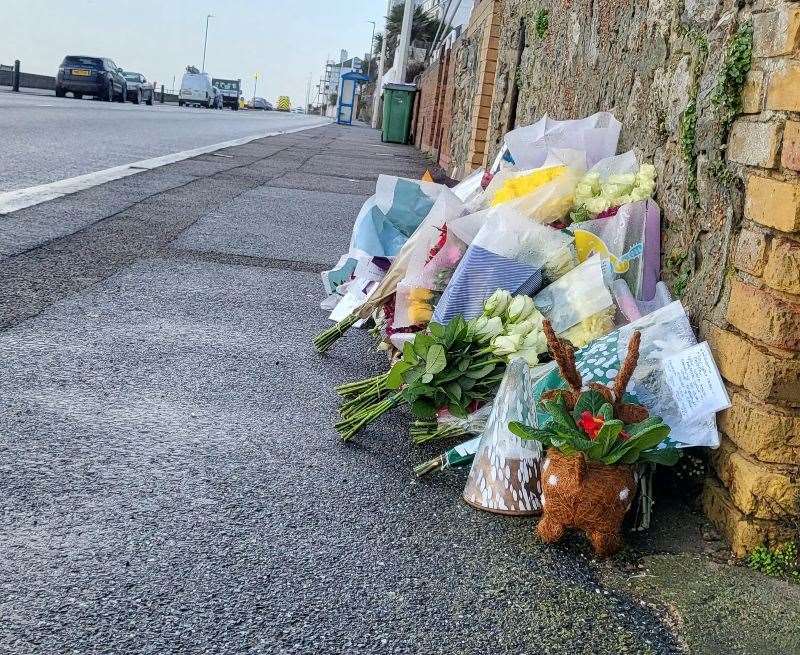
[509,385,678,467]
[572,390,608,423]
[425,344,447,376]
[391,316,506,420]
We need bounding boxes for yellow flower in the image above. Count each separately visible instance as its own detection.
[491,165,567,207]
[408,301,433,324]
[561,308,616,348]
[409,287,433,301]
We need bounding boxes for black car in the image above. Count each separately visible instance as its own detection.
[55,56,127,102]
[122,71,154,105]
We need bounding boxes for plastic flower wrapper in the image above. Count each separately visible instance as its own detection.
[533,255,614,340]
[432,206,574,324]
[570,151,657,221]
[488,150,585,224]
[570,200,662,301]
[502,112,623,171]
[314,188,465,353]
[410,402,493,446]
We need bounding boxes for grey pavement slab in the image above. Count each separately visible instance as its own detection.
[266,171,377,196]
[171,186,368,263]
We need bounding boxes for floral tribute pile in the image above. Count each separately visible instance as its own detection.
[312,112,731,557]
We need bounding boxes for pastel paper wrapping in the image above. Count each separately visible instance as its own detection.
[569,200,661,301]
[432,207,574,324]
[503,112,622,171]
[321,175,447,299]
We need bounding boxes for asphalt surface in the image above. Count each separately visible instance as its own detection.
[0,89,327,191]
[0,124,687,654]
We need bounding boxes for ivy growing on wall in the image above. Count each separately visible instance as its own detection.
[678,31,709,204]
[709,21,753,183]
[712,22,754,138]
[535,9,549,39]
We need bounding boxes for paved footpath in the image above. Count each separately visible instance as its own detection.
[0,124,795,655]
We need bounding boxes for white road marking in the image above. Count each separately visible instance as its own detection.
[0,120,329,215]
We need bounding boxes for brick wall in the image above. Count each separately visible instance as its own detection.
[700,2,800,555]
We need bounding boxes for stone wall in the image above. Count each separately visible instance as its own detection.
[446,0,503,178]
[476,0,800,555]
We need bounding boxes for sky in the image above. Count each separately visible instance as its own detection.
[2,0,387,105]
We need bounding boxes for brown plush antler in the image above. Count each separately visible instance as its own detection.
[543,320,583,392]
[613,330,641,401]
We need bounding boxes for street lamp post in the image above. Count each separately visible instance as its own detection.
[201,14,214,73]
[366,20,376,80]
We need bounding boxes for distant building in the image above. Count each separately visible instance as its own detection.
[418,0,475,29]
[318,55,364,106]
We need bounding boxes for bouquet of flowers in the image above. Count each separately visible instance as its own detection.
[334,290,550,442]
[570,155,656,222]
[313,189,465,353]
[433,206,576,325]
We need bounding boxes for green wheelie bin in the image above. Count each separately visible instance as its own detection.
[381,83,417,144]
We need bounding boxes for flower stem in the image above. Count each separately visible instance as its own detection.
[338,393,402,442]
[313,313,358,353]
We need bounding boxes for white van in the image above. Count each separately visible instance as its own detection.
[179,72,215,108]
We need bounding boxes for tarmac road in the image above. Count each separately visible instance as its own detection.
[0,89,327,191]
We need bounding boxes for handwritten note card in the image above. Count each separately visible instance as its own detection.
[662,342,731,419]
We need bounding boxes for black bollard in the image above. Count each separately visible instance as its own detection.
[12,59,20,92]
[160,84,165,104]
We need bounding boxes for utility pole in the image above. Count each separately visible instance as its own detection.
[201,14,214,73]
[395,0,415,84]
[305,72,313,113]
[253,72,259,106]
[371,0,393,129]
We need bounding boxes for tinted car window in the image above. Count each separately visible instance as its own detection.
[62,56,102,69]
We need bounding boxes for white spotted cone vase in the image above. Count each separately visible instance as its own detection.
[463,359,543,515]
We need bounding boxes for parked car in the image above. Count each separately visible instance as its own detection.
[211,78,242,110]
[122,71,154,105]
[250,97,272,111]
[55,55,127,102]
[291,107,305,114]
[178,72,216,108]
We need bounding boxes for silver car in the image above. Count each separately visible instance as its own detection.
[122,71,154,105]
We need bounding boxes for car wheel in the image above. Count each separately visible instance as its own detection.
[178,100,184,107]
[117,85,126,103]
[105,81,114,102]
[133,89,141,105]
